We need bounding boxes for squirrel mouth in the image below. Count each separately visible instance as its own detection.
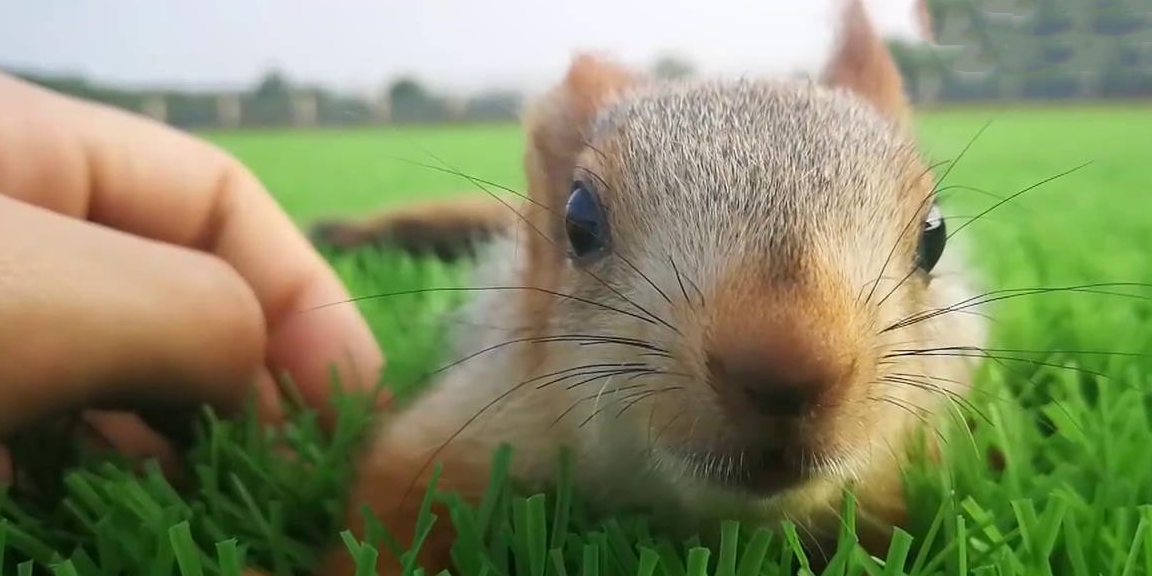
[682,445,820,498]
[726,448,814,496]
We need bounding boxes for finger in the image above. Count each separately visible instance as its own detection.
[0,73,384,410]
[128,366,285,445]
[0,196,270,438]
[82,410,184,481]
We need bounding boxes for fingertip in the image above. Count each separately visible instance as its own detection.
[253,367,287,427]
[266,271,385,413]
[82,410,185,482]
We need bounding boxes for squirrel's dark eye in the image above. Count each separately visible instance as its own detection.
[564,181,610,262]
[916,204,946,273]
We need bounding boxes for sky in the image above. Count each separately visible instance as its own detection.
[0,0,926,97]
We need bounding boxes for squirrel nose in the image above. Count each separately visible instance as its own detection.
[742,382,812,419]
[706,324,850,420]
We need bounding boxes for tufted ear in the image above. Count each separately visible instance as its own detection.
[528,53,642,144]
[914,0,934,42]
[513,54,645,357]
[519,53,644,260]
[521,53,643,229]
[819,0,911,127]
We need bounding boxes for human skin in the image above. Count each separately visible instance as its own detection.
[0,72,384,479]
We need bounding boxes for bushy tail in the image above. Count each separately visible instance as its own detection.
[308,194,519,262]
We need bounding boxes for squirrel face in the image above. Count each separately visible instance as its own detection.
[515,1,984,505]
[541,80,965,497]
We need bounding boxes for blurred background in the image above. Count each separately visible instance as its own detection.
[4,0,1150,131]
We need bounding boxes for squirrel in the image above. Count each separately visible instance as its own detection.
[288,0,987,574]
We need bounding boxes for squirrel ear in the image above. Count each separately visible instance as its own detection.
[914,0,934,42]
[524,53,642,159]
[517,55,643,332]
[553,53,642,132]
[818,0,910,126]
[522,53,642,226]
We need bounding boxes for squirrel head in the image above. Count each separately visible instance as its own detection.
[515,0,984,501]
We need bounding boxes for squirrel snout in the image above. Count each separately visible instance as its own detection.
[706,323,853,421]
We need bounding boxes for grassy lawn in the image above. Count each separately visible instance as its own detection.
[3,105,1152,575]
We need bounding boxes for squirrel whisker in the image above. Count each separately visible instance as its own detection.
[877,375,985,424]
[946,161,1094,242]
[860,154,949,307]
[873,159,1094,311]
[309,284,665,331]
[393,154,685,334]
[427,333,670,381]
[579,381,685,429]
[864,120,993,309]
[884,371,1019,408]
[885,348,1108,380]
[883,282,1152,333]
[614,384,687,421]
[551,380,654,429]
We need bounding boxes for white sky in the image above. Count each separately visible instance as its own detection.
[0,0,925,96]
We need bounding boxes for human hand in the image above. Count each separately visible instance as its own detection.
[0,73,384,480]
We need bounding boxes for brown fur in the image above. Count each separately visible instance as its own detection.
[270,2,986,575]
[914,0,934,42]
[515,55,647,371]
[820,0,911,127]
[310,194,517,260]
[316,432,493,576]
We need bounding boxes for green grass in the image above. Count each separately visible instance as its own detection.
[4,106,1152,575]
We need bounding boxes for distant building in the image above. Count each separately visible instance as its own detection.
[291,91,318,127]
[372,93,392,124]
[217,93,242,127]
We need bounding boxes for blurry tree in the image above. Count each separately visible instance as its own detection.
[466,90,523,122]
[1029,0,1076,36]
[927,0,1001,100]
[980,4,1047,100]
[387,76,448,123]
[245,68,295,126]
[1094,0,1152,97]
[1059,0,1122,98]
[316,92,374,125]
[165,92,220,128]
[1110,39,1152,96]
[1093,0,1150,35]
[388,77,429,103]
[9,11,1152,131]
[254,69,292,99]
[651,54,695,79]
[929,0,1079,100]
[1035,0,1152,99]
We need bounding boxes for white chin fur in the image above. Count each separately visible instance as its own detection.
[440,234,531,363]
